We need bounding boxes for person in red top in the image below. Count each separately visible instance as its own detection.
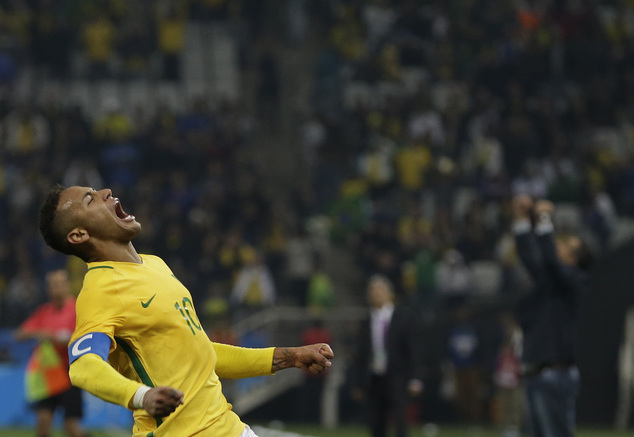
[14,269,88,437]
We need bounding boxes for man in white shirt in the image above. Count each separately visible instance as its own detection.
[352,275,424,437]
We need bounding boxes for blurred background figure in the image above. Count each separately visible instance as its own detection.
[156,4,186,81]
[445,304,483,427]
[512,195,592,437]
[351,275,424,437]
[230,248,276,317]
[3,102,50,162]
[436,249,474,312]
[80,13,115,80]
[13,269,87,437]
[306,261,336,313]
[285,225,316,306]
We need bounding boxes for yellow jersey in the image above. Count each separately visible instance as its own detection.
[69,254,275,437]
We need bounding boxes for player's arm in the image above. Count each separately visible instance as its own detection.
[212,342,334,378]
[68,333,183,417]
[212,343,276,378]
[70,353,142,407]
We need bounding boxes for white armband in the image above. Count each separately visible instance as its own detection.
[132,385,152,410]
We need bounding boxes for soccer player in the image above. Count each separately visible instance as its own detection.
[38,184,334,437]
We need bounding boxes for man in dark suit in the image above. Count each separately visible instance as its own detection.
[512,195,592,437]
[351,274,424,437]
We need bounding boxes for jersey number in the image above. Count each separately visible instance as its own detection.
[174,297,202,335]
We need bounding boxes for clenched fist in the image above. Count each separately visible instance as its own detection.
[143,386,184,417]
[272,343,335,375]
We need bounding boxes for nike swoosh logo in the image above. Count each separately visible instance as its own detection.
[141,294,157,308]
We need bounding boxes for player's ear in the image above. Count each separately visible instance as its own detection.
[67,227,89,245]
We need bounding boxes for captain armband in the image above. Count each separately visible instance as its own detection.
[68,332,111,364]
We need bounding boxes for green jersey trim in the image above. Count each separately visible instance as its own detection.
[114,337,163,428]
[87,266,115,271]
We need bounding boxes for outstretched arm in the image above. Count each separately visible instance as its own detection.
[212,343,276,378]
[213,342,334,378]
[68,333,183,417]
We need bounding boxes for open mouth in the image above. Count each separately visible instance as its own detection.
[114,198,135,222]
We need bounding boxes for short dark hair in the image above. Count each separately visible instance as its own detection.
[38,184,77,257]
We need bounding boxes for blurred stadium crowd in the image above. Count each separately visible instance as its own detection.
[0,0,631,361]
[0,0,633,429]
[304,0,631,301]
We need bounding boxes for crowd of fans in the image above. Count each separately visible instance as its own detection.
[300,0,630,309]
[0,0,630,328]
[294,1,634,423]
[0,0,272,83]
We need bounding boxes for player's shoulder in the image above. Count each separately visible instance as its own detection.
[84,263,115,287]
[83,263,118,287]
[139,253,163,265]
[78,263,122,302]
[140,254,173,273]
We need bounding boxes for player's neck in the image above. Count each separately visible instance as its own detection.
[88,241,142,264]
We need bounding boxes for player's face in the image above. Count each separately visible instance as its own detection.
[60,186,141,242]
